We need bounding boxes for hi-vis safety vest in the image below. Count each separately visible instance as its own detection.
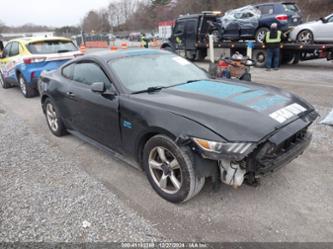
[176,36,182,45]
[265,31,282,43]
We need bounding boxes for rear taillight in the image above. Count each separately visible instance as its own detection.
[23,57,46,64]
[276,15,288,21]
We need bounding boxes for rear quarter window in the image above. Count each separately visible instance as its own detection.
[283,3,299,13]
[257,5,274,15]
[62,64,75,80]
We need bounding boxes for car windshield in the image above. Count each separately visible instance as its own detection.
[108,53,208,92]
[27,40,77,54]
[283,3,299,13]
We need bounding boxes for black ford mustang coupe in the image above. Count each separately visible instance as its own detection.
[39,49,318,203]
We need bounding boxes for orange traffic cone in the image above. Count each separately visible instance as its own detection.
[110,45,118,51]
[79,44,86,53]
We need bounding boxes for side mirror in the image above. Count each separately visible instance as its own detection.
[91,82,105,93]
[320,17,328,23]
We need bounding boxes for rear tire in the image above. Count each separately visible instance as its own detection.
[43,98,67,137]
[18,74,38,98]
[0,72,11,89]
[143,135,205,203]
[255,27,269,43]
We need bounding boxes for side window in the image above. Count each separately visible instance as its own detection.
[328,16,333,23]
[3,43,12,58]
[62,63,75,80]
[258,5,274,15]
[9,42,20,57]
[234,12,242,19]
[73,62,110,86]
[174,22,185,35]
[242,12,254,19]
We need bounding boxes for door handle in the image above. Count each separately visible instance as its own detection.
[66,91,76,98]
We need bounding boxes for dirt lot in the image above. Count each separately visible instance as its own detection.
[0,57,332,242]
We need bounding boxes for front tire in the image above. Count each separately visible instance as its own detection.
[44,98,67,137]
[0,72,11,89]
[18,74,38,98]
[143,135,205,203]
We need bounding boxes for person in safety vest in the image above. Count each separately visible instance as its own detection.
[141,33,149,48]
[264,23,282,71]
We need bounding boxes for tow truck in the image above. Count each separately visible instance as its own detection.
[160,11,333,67]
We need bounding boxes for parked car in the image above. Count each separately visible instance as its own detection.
[289,14,333,44]
[0,37,81,98]
[39,49,318,203]
[219,2,302,42]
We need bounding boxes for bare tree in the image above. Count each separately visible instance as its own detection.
[82,9,111,34]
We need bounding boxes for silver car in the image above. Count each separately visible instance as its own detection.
[289,14,333,44]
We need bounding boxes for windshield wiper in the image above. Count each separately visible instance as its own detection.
[168,79,207,88]
[132,86,165,94]
[186,79,204,83]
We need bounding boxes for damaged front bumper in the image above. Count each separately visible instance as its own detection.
[254,132,312,175]
[219,129,312,188]
[189,110,318,188]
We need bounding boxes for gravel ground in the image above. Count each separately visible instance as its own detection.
[0,111,163,242]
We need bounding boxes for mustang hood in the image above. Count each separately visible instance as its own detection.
[132,80,316,142]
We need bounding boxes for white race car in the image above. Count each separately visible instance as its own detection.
[289,14,333,44]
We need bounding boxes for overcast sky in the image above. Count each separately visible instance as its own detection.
[1,0,111,27]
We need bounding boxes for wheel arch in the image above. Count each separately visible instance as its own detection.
[41,94,50,112]
[135,127,177,169]
[15,69,23,82]
[297,28,315,41]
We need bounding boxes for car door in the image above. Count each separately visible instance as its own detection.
[235,12,258,37]
[184,19,197,51]
[66,60,121,150]
[0,42,12,79]
[171,20,185,56]
[315,15,333,42]
[0,42,21,84]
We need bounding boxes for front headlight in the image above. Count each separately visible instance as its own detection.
[192,138,255,155]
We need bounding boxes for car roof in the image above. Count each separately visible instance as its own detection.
[84,49,169,63]
[8,36,72,45]
[177,14,202,20]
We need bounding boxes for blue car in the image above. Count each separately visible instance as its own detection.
[0,37,82,98]
[220,2,303,42]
